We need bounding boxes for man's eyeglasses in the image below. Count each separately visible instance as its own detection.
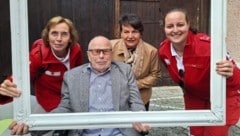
[88,49,112,55]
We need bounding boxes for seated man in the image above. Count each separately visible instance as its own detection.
[10,36,150,136]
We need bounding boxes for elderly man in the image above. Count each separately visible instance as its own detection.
[10,36,150,136]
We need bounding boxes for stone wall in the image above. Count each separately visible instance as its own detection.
[227,0,240,66]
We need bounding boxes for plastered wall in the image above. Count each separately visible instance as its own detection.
[227,0,240,66]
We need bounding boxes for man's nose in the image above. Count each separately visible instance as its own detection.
[99,51,104,57]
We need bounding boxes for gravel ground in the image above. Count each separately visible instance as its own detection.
[148,86,240,136]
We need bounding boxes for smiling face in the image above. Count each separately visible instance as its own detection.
[87,36,112,73]
[164,11,190,47]
[120,24,141,49]
[48,22,71,57]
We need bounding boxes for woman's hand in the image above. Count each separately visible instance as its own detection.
[216,60,234,78]
[0,79,21,97]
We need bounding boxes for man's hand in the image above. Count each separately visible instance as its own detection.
[9,121,29,135]
[132,122,151,135]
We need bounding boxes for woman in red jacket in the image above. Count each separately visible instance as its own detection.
[159,8,240,136]
[0,16,83,113]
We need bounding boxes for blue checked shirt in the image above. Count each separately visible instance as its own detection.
[82,65,123,136]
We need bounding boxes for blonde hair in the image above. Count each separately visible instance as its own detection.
[41,16,79,47]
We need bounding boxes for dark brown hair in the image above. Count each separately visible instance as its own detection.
[164,8,198,34]
[119,13,144,35]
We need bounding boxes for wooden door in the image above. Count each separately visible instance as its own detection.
[114,0,210,47]
[27,0,115,63]
[0,0,11,82]
[114,0,210,85]
[0,0,210,85]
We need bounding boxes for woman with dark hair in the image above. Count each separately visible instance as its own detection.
[111,13,161,111]
[158,8,240,136]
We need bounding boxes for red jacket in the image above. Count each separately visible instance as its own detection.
[30,39,83,112]
[0,41,83,107]
[0,96,12,105]
[159,31,240,100]
[159,31,240,133]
